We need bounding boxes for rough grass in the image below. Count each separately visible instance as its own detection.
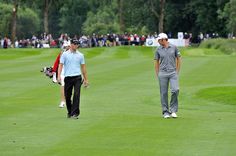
[0,46,236,156]
[199,39,236,55]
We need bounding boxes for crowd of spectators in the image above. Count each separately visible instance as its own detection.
[0,33,149,49]
[0,32,234,49]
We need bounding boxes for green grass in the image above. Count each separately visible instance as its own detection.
[0,46,236,156]
[196,86,236,106]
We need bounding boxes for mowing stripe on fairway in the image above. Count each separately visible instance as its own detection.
[0,47,236,156]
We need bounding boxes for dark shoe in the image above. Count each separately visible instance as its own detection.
[67,114,72,118]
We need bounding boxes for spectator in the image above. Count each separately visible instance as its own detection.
[1,38,4,48]
[50,40,57,48]
[184,32,190,47]
[3,37,8,49]
[140,35,146,46]
[15,40,19,48]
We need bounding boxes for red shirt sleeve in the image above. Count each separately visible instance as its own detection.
[52,52,61,72]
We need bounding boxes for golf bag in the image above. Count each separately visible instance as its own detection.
[41,52,61,83]
[40,66,58,83]
[40,67,53,78]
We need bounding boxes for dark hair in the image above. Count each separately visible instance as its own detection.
[159,38,168,41]
[71,39,79,45]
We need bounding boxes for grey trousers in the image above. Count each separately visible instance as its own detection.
[158,71,179,115]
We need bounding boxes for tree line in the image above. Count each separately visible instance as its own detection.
[0,0,235,44]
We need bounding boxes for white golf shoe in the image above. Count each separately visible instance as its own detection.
[171,112,178,118]
[59,101,65,108]
[163,114,170,119]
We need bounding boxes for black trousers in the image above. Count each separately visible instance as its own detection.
[64,75,82,116]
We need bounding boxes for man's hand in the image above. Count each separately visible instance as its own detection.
[154,60,160,78]
[83,80,89,88]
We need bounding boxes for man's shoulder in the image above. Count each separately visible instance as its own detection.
[168,43,177,49]
[76,51,84,56]
[63,50,70,54]
[157,46,164,51]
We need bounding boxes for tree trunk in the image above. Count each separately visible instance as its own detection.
[159,0,165,33]
[11,0,18,47]
[44,0,49,34]
[150,0,160,33]
[118,0,125,32]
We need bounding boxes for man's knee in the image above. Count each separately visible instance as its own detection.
[171,89,179,94]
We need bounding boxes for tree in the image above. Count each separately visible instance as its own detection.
[119,0,156,34]
[82,5,119,35]
[17,7,40,38]
[219,0,236,36]
[118,0,125,32]
[164,0,195,37]
[23,0,61,35]
[0,3,12,37]
[60,0,89,35]
[0,2,40,39]
[149,0,165,33]
[11,0,18,46]
[227,0,236,35]
[0,0,232,40]
[43,0,52,33]
[158,0,165,33]
[164,0,229,39]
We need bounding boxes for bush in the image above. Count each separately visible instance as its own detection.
[199,39,236,55]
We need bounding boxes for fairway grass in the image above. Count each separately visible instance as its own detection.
[0,46,236,156]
